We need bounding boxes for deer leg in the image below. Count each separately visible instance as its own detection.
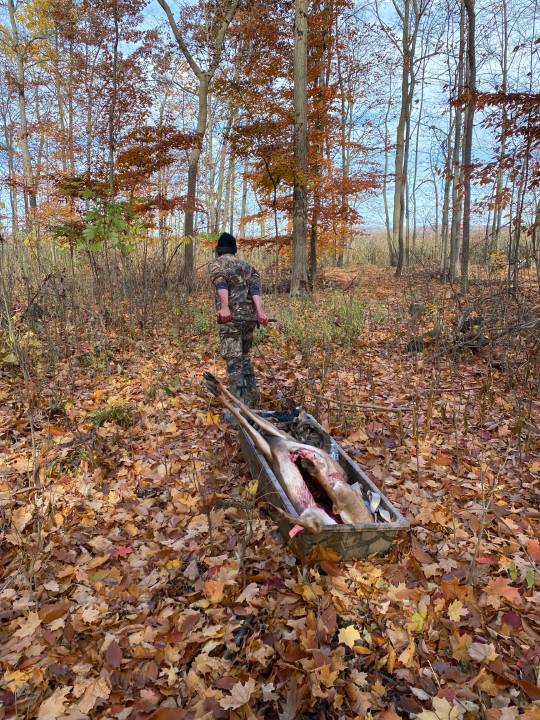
[205,371,290,440]
[217,392,273,463]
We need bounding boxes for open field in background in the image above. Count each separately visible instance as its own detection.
[1,261,539,719]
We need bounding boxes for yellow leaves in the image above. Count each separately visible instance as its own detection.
[410,603,427,633]
[14,611,41,638]
[447,599,468,622]
[74,676,111,714]
[37,686,71,720]
[529,459,540,475]
[11,504,33,532]
[293,583,319,603]
[245,477,259,498]
[219,678,256,710]
[450,631,472,662]
[165,559,182,570]
[417,696,462,720]
[202,410,220,426]
[397,637,415,667]
[338,624,361,648]
[3,667,44,692]
[125,521,139,537]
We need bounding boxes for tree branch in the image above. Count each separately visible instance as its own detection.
[156,0,203,79]
[208,0,240,77]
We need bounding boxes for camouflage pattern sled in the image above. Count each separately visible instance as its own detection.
[230,409,409,562]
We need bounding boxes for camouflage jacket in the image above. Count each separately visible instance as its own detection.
[208,254,261,322]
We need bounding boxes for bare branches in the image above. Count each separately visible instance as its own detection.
[156,0,203,80]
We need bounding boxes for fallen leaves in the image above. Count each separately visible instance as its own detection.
[14,611,41,638]
[2,268,539,720]
[36,686,71,720]
[417,696,462,720]
[483,576,523,608]
[447,599,468,622]
[219,677,257,710]
[338,624,361,648]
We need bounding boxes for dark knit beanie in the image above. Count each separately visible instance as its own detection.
[216,232,237,255]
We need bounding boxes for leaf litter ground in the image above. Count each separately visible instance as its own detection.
[1,268,539,720]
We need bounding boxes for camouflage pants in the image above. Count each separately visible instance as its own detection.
[219,320,258,405]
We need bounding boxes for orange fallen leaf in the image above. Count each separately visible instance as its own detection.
[527,539,540,562]
[204,579,225,604]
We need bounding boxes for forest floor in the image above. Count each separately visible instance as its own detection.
[1,266,540,720]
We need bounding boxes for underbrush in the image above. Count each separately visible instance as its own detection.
[278,292,365,351]
[89,403,135,428]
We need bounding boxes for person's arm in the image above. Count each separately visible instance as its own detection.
[249,267,268,326]
[209,259,232,323]
[217,287,232,323]
[252,294,268,326]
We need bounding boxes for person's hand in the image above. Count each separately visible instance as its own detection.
[257,310,268,327]
[217,307,232,323]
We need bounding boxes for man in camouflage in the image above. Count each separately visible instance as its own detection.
[208,232,268,405]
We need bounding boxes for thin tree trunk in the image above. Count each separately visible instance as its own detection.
[206,94,215,233]
[412,51,426,259]
[460,0,476,294]
[532,201,540,293]
[440,116,454,276]
[3,120,18,235]
[392,0,411,277]
[291,0,309,296]
[53,25,68,173]
[157,0,239,288]
[214,112,234,232]
[383,89,397,265]
[7,0,37,224]
[240,159,248,235]
[108,0,119,195]
[229,151,235,235]
[449,0,466,282]
[489,0,508,253]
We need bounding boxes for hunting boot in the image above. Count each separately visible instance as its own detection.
[243,358,259,407]
[226,362,249,405]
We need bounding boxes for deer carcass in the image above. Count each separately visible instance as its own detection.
[204,373,372,532]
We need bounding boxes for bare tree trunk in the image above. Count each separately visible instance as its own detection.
[213,112,234,233]
[157,0,239,288]
[53,25,68,173]
[335,14,348,269]
[449,1,466,282]
[440,116,453,276]
[206,94,215,233]
[532,201,540,293]
[392,0,411,277]
[2,119,18,235]
[489,0,508,253]
[223,146,233,233]
[291,0,310,296]
[412,49,426,260]
[239,159,248,236]
[229,151,235,235]
[7,0,37,225]
[460,0,476,294]
[383,90,397,266]
[108,0,119,195]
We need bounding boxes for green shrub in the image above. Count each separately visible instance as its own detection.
[278,293,365,350]
[90,403,135,428]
